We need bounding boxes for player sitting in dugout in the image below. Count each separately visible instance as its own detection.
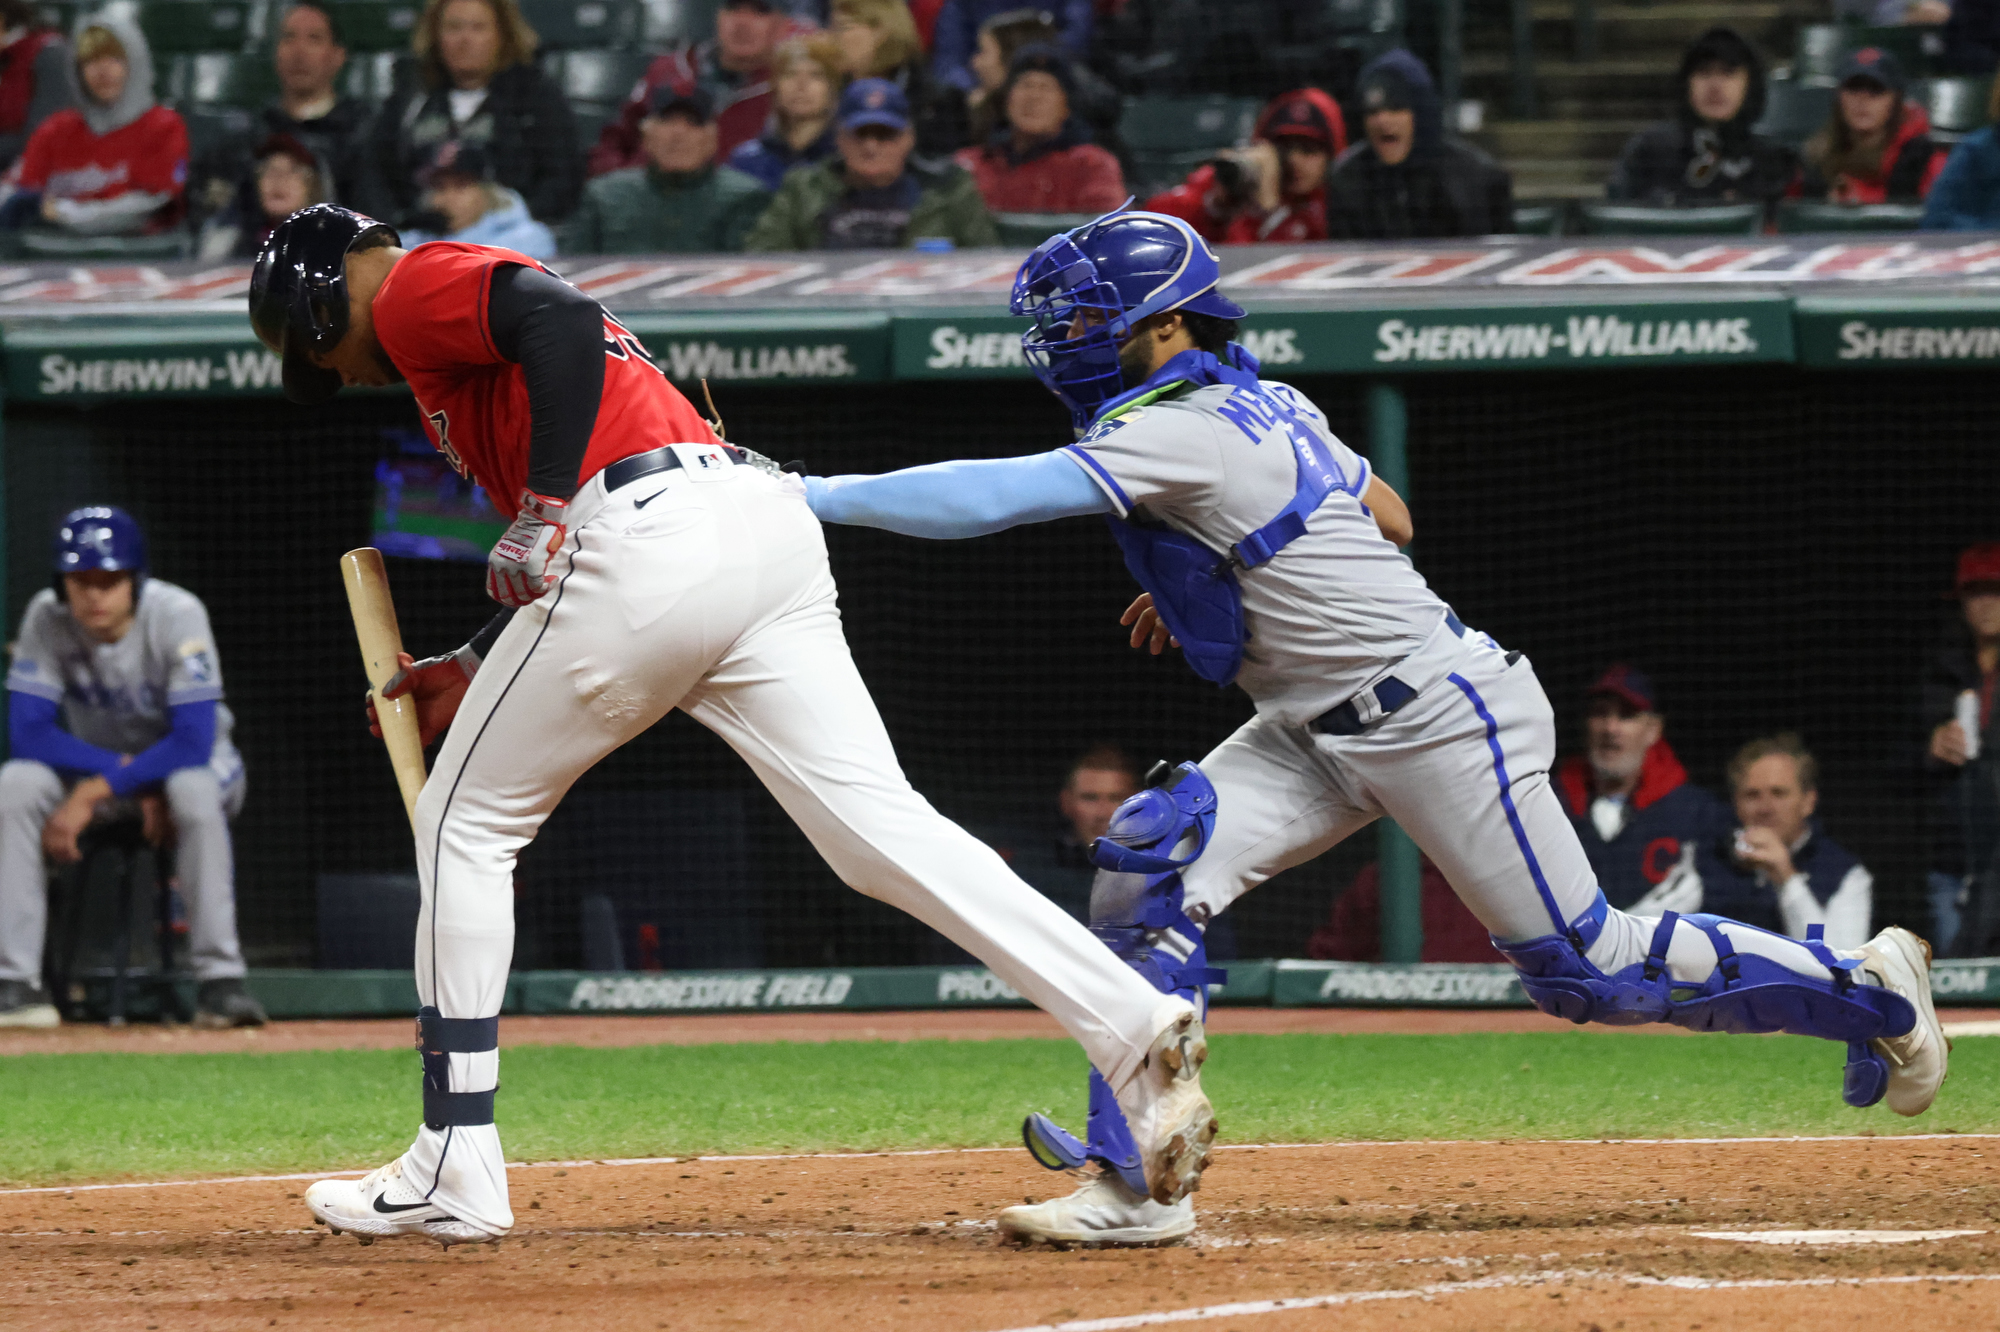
[0,508,263,1030]
[1144,88,1348,245]
[1555,664,1727,911]
[1633,732,1872,951]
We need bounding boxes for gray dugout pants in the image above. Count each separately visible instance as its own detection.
[0,759,247,984]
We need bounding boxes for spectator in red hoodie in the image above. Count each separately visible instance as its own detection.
[0,0,76,172]
[0,14,185,236]
[955,44,1122,214]
[1798,47,1944,203]
[1555,664,1726,911]
[589,0,800,176]
[1305,855,1500,964]
[1143,88,1347,244]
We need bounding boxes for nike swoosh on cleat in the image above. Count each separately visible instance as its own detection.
[634,488,669,508]
[373,1196,433,1214]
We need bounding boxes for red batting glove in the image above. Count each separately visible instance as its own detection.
[366,648,477,746]
[486,490,569,607]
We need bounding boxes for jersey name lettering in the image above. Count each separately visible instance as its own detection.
[1215,386,1285,444]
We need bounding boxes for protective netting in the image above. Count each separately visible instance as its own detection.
[3,365,1986,970]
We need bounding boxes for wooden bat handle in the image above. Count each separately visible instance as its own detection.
[341,547,427,828]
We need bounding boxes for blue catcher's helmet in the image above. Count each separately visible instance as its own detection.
[1010,207,1247,428]
[53,505,146,603]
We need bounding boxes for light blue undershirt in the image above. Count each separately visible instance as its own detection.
[805,450,1113,539]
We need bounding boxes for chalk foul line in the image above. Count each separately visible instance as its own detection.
[981,1268,2000,1332]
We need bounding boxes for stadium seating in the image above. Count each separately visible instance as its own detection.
[1775,200,1927,232]
[1575,202,1764,236]
[1119,95,1259,199]
[516,0,639,51]
[543,48,651,150]
[33,1,76,33]
[135,0,256,54]
[1511,200,1568,236]
[1911,76,1992,142]
[322,0,423,53]
[1793,24,1848,87]
[1756,76,1834,151]
[992,212,1098,248]
[340,48,412,103]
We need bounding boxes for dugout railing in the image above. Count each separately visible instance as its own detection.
[6,235,2000,1016]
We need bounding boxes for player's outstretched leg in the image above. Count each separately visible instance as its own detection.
[680,575,1216,1208]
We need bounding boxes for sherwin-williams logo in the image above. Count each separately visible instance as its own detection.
[661,342,855,381]
[1373,314,1758,364]
[567,972,855,1010]
[38,349,281,394]
[1238,327,1303,365]
[926,325,1026,369]
[1836,320,2000,361]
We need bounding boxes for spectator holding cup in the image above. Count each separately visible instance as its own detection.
[1919,541,2000,954]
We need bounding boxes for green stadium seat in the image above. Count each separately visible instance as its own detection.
[159,49,271,107]
[517,0,637,50]
[992,212,1096,248]
[341,49,413,103]
[1910,76,1992,142]
[216,48,280,108]
[32,1,76,34]
[543,48,649,103]
[1775,200,1926,232]
[1576,202,1764,236]
[16,227,192,259]
[1793,24,1848,86]
[322,0,423,53]
[1754,76,1834,150]
[136,0,256,55]
[1511,200,1568,236]
[1120,95,1259,197]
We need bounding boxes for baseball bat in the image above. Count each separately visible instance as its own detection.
[341,547,427,828]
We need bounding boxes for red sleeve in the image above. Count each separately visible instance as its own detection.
[12,111,63,188]
[128,110,188,196]
[1142,166,1225,242]
[1920,146,1948,199]
[1305,862,1381,962]
[372,244,510,372]
[1074,145,1127,212]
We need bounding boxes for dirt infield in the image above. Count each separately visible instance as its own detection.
[11,1006,2000,1057]
[6,1137,1999,1330]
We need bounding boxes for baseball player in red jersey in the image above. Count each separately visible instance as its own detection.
[247,205,1217,1246]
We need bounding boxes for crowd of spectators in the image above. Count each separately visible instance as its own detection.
[0,2,1994,253]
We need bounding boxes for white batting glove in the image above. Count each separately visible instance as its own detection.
[486,490,569,607]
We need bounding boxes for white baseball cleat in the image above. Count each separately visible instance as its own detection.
[1858,926,1950,1117]
[305,1158,506,1247]
[999,1171,1196,1247]
[1114,1009,1218,1205]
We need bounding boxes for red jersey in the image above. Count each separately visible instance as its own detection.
[371,243,717,520]
[12,105,187,230]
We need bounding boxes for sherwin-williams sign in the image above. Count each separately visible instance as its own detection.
[1794,296,2000,368]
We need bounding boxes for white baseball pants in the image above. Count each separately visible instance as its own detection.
[1180,630,1844,989]
[403,459,1191,1233]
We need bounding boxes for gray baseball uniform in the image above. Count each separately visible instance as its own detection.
[0,580,246,983]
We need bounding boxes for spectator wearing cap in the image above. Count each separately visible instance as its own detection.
[0,12,187,237]
[829,0,958,156]
[1554,665,1725,911]
[1324,50,1512,239]
[590,0,802,177]
[1923,78,2000,229]
[954,45,1123,214]
[1797,48,1944,203]
[1633,734,1872,951]
[745,76,997,249]
[398,138,555,257]
[1917,542,2000,954]
[197,132,330,259]
[930,0,1090,96]
[568,86,770,254]
[1145,88,1348,244]
[1607,26,1795,209]
[355,0,579,227]
[0,0,76,173]
[726,35,844,193]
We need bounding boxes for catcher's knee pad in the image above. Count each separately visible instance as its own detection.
[1493,899,1916,1108]
[1090,760,1217,876]
[417,1008,499,1128]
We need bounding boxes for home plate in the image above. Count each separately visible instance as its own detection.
[1692,1229,1987,1245]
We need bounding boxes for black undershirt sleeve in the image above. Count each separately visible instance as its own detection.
[484,262,607,502]
[468,609,514,663]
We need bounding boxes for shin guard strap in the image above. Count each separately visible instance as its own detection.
[1642,912,1678,983]
[423,1086,496,1128]
[417,1008,499,1054]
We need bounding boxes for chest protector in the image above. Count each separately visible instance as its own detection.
[1091,345,1352,686]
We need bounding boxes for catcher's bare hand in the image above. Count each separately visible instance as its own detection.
[1120,593,1179,655]
[366,651,471,747]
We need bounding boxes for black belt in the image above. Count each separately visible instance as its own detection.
[1311,610,1466,737]
[602,444,745,492]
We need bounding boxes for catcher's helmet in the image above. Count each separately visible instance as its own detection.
[1010,207,1246,428]
[248,203,400,405]
[53,505,146,602]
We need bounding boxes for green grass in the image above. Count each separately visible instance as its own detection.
[4,1032,1997,1187]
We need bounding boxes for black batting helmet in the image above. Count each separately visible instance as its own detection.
[248,204,400,405]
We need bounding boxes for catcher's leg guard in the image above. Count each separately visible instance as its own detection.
[1493,896,1915,1108]
[1022,866,1225,1194]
